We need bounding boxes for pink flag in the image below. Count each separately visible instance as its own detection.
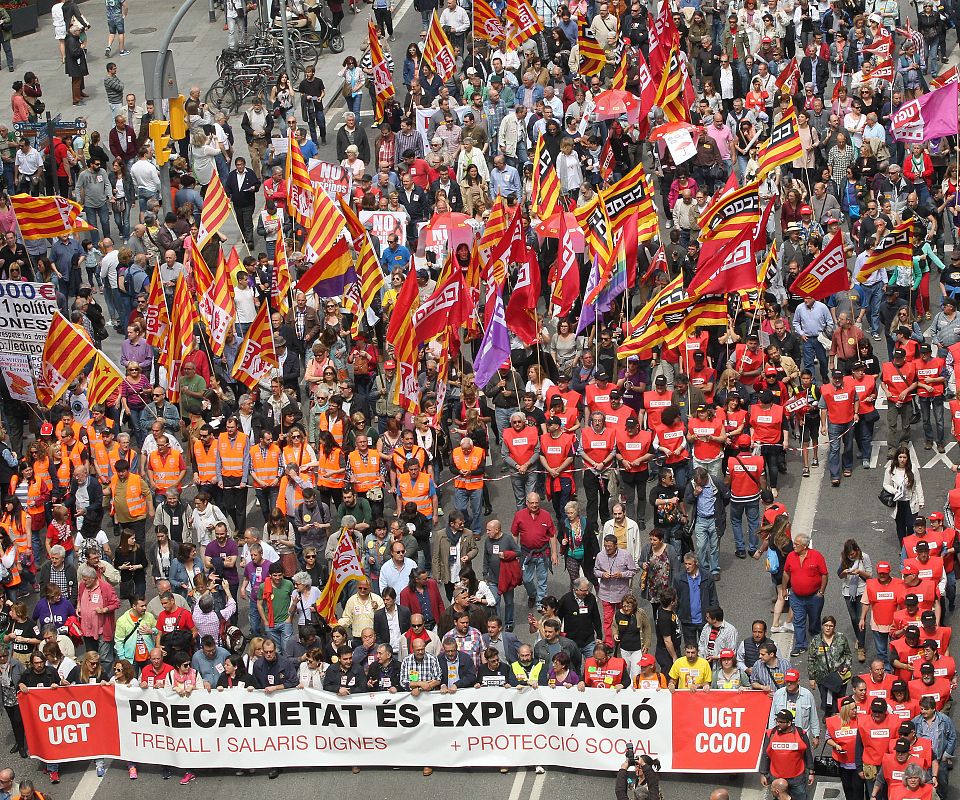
[891,81,959,142]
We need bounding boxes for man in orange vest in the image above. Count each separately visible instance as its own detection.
[501,412,541,509]
[217,416,251,536]
[192,425,220,504]
[451,437,485,533]
[347,435,385,519]
[110,458,153,548]
[251,428,283,522]
[539,416,576,521]
[915,343,947,453]
[145,434,186,503]
[396,459,437,527]
[820,368,860,488]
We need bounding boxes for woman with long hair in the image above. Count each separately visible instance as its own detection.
[882,445,923,543]
[114,528,147,603]
[837,539,872,662]
[168,541,203,599]
[824,695,862,800]
[108,157,133,239]
[808,615,853,715]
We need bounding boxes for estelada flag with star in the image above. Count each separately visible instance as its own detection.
[86,352,124,407]
[314,530,364,623]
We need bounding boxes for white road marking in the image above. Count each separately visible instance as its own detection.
[507,767,526,800]
[67,764,103,800]
[529,768,546,800]
[792,459,823,544]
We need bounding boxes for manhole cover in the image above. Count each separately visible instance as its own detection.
[171,35,196,42]
[129,27,157,34]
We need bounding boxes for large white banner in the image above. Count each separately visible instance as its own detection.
[0,281,58,358]
[21,684,771,773]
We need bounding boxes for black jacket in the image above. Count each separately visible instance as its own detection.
[439,652,476,688]
[373,605,411,645]
[557,590,603,648]
[321,662,366,693]
[67,475,104,532]
[335,126,370,164]
[224,168,261,209]
[430,178,463,212]
[397,184,430,224]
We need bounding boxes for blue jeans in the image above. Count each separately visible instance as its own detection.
[255,486,279,522]
[488,584,515,629]
[521,554,548,606]
[694,516,720,576]
[920,397,945,445]
[580,640,597,661]
[827,420,854,479]
[136,186,160,213]
[84,204,110,246]
[855,410,878,463]
[494,407,517,445]
[871,629,890,671]
[730,499,760,554]
[789,591,824,651]
[248,600,263,638]
[454,486,483,534]
[346,93,362,115]
[265,620,293,651]
[856,282,883,336]
[802,336,829,383]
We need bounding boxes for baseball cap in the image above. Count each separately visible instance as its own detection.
[893,348,907,359]
[547,416,562,428]
[654,374,667,384]
[920,343,932,353]
[831,368,843,377]
[905,595,919,607]
[929,512,944,521]
[799,204,812,214]
[895,739,911,754]
[870,698,887,713]
[876,561,891,574]
[914,515,926,525]
[784,668,800,682]
[921,662,935,673]
[384,359,396,369]
[639,654,655,667]
[902,563,916,575]
[921,610,937,621]
[40,422,53,437]
[826,217,839,225]
[853,361,866,370]
[719,648,735,660]
[764,366,779,376]
[775,709,794,721]
[905,624,920,638]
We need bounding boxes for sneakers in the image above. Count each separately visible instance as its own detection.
[770,625,785,633]
[179,772,196,785]
[783,622,795,632]
[119,49,131,56]
[857,646,866,663]
[49,772,60,785]
[105,46,111,56]
[790,646,807,657]
[862,460,870,469]
[535,766,545,774]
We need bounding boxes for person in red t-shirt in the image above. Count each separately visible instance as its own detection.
[860,563,903,673]
[782,534,828,657]
[139,647,175,688]
[908,663,951,711]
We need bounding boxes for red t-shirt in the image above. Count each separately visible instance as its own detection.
[783,549,828,596]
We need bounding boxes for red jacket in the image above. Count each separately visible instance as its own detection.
[399,579,445,623]
[903,151,933,189]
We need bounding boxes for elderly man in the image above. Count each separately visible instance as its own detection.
[593,533,637,646]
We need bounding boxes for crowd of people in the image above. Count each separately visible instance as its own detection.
[3,0,960,793]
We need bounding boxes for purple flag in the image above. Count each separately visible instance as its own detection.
[891,81,959,142]
[473,292,511,388]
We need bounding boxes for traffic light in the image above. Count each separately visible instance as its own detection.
[149,120,172,166]
[168,95,187,140]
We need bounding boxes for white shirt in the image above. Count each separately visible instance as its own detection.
[235,285,257,324]
[439,4,469,32]
[99,249,120,288]
[241,540,279,564]
[130,158,162,192]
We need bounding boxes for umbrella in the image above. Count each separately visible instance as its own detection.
[592,89,640,121]
[649,121,699,142]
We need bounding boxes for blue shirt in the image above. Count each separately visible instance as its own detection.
[490,165,521,201]
[687,571,703,624]
[792,300,832,337]
[300,138,318,160]
[381,244,411,271]
[697,480,717,517]
[50,237,83,280]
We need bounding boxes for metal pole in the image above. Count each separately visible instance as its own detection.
[45,112,55,195]
[278,0,294,88]
[151,0,199,217]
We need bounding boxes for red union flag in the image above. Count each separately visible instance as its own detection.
[789,230,850,300]
[505,0,543,51]
[688,224,757,297]
[473,0,505,44]
[368,20,395,120]
[423,11,455,81]
[862,57,894,83]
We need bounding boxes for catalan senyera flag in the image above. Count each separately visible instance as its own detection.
[162,272,198,402]
[774,57,801,96]
[505,0,543,51]
[344,281,363,338]
[303,183,347,262]
[531,134,561,220]
[368,20,396,122]
[355,233,385,324]
[473,0,505,45]
[336,192,367,245]
[423,11,456,82]
[386,267,422,415]
[661,296,728,349]
[617,274,683,359]
[757,239,778,287]
[611,48,629,91]
[35,312,98,407]
[232,301,277,391]
[271,227,292,315]
[144,263,169,348]
[197,171,231,248]
[856,221,913,283]
[756,110,804,180]
[314,530,364,623]
[574,189,614,270]
[654,43,690,123]
[297,235,356,297]
[285,135,315,227]
[9,194,94,239]
[86,351,124,407]
[577,16,606,77]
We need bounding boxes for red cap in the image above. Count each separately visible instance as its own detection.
[877,561,891,574]
[384,360,396,369]
[639,654,655,667]
[764,366,779,376]
[929,512,944,521]
[799,204,812,214]
[719,648,735,659]
[785,668,800,681]
[902,563,916,575]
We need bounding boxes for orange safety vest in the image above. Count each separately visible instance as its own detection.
[318,413,345,447]
[392,445,427,475]
[192,439,219,484]
[316,448,346,489]
[32,455,50,485]
[148,450,183,492]
[90,440,119,483]
[110,473,148,519]
[398,472,433,518]
[25,477,49,523]
[348,450,383,492]
[61,441,86,469]
[54,458,71,485]
[84,419,116,447]
[218,432,248,479]
[276,475,304,517]
[251,443,283,488]
[452,446,485,491]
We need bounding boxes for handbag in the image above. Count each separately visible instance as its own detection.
[814,741,841,778]
[878,487,896,508]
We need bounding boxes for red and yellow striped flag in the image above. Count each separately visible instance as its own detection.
[368,20,396,123]
[162,272,198,402]
[285,135,315,228]
[314,530,364,623]
[86,351,124,406]
[505,0,543,51]
[756,110,804,180]
[611,52,628,91]
[661,296,728,349]
[473,0,505,45]
[344,281,363,338]
[144,262,169,348]
[478,194,508,280]
[304,183,346,261]
[197,171,231,247]
[35,312,98,407]
[654,43,690,122]
[336,192,367,244]
[356,232,385,318]
[577,16,606,77]
[856,221,913,283]
[531,134,561,220]
[574,190,614,272]
[385,268,422,414]
[10,194,94,239]
[232,302,277,390]
[423,11,456,81]
[271,226,292,315]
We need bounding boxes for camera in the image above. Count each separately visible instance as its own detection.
[625,743,636,769]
